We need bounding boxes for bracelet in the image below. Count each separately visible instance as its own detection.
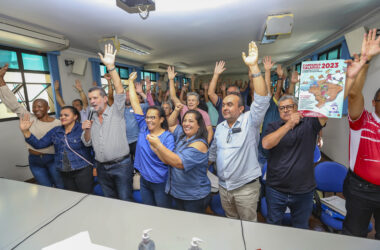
[251,72,261,78]
[107,66,116,72]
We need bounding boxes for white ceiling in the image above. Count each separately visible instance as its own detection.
[0,0,379,75]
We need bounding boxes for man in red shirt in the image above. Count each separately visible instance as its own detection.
[343,29,380,239]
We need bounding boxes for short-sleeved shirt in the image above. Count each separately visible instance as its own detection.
[266,117,323,194]
[180,105,211,127]
[124,103,149,144]
[165,125,210,200]
[349,110,380,185]
[134,113,175,183]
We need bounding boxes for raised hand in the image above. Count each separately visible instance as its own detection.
[98,44,117,68]
[202,82,209,90]
[135,82,143,93]
[345,53,367,79]
[146,78,152,92]
[174,103,183,112]
[0,63,9,78]
[74,79,83,91]
[54,80,60,90]
[167,66,177,80]
[291,71,299,84]
[128,71,137,82]
[362,29,380,61]
[214,60,226,75]
[19,113,33,132]
[276,64,284,78]
[157,80,162,89]
[263,56,275,71]
[104,73,112,81]
[242,41,259,67]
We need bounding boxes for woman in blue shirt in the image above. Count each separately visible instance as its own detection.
[128,73,175,208]
[19,106,93,193]
[147,104,211,213]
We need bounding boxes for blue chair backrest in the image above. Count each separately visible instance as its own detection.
[314,161,348,192]
[314,146,321,163]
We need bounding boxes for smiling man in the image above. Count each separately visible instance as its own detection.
[209,42,270,222]
[81,44,133,201]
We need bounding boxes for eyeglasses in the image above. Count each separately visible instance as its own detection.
[145,116,157,120]
[375,99,380,102]
[279,104,296,112]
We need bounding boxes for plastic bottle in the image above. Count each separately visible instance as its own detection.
[188,237,203,250]
[138,229,155,250]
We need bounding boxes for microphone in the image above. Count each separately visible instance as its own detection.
[88,107,95,121]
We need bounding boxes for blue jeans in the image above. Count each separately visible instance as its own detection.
[96,157,133,201]
[28,154,64,188]
[172,194,211,213]
[140,176,172,208]
[266,185,314,229]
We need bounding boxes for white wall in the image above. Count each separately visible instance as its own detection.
[196,73,250,89]
[0,48,141,181]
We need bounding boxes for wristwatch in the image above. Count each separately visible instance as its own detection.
[251,72,261,78]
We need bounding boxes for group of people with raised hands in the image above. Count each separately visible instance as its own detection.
[0,29,379,239]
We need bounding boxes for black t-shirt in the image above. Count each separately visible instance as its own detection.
[265,117,323,194]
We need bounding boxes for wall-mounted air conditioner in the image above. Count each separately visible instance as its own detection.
[0,17,69,51]
[144,63,168,72]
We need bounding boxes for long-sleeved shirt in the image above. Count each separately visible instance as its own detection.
[0,85,61,154]
[26,122,92,171]
[81,93,129,163]
[209,93,270,191]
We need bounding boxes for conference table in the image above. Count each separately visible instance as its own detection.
[1,178,379,250]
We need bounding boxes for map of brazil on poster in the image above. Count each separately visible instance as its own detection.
[298,60,346,118]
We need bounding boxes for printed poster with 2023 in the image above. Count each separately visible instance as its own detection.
[298,60,346,118]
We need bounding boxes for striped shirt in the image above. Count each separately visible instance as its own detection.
[349,110,380,185]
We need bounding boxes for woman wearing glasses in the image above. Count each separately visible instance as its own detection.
[127,72,175,208]
[147,103,211,213]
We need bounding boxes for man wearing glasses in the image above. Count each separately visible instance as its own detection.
[261,94,326,229]
[209,42,270,222]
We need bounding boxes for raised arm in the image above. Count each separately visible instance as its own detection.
[98,44,123,94]
[127,72,143,115]
[157,80,164,103]
[74,80,89,109]
[208,61,226,106]
[53,80,66,108]
[135,82,148,101]
[103,73,114,106]
[203,82,210,103]
[348,29,379,120]
[263,56,275,95]
[288,71,299,96]
[168,103,183,128]
[274,64,284,101]
[0,64,28,117]
[190,75,196,92]
[179,83,187,105]
[145,78,155,106]
[167,66,181,105]
[242,42,268,96]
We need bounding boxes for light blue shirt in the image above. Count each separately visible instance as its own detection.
[209,93,270,191]
[124,102,149,144]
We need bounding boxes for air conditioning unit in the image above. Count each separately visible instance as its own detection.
[144,63,168,73]
[99,36,151,56]
[0,17,69,51]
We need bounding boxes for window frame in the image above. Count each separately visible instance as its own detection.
[318,45,342,60]
[0,45,54,122]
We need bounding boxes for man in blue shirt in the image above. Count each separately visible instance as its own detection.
[209,42,270,221]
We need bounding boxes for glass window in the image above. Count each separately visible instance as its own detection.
[100,65,107,76]
[21,53,49,71]
[318,53,327,60]
[119,68,129,79]
[328,48,339,60]
[0,49,19,69]
[0,47,53,121]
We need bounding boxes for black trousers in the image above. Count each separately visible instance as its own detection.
[343,171,380,240]
[60,166,93,194]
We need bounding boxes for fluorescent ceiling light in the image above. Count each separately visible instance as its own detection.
[157,0,236,12]
[120,44,150,55]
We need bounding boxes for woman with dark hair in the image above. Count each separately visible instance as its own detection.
[128,73,175,208]
[19,106,93,193]
[147,103,211,213]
